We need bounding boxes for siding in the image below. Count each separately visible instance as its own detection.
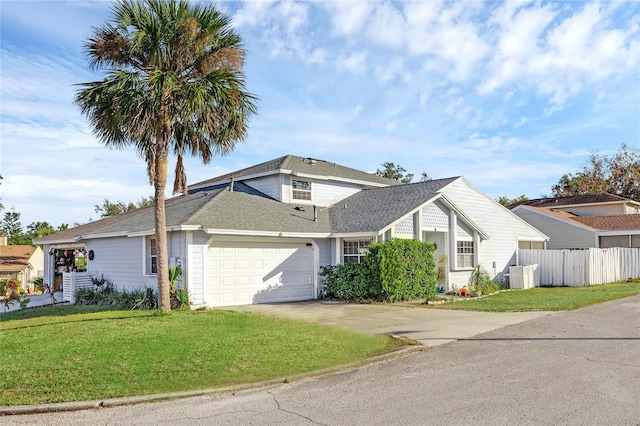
[83,232,188,292]
[443,179,547,286]
[244,175,281,200]
[311,180,362,206]
[85,236,156,290]
[513,209,595,249]
[187,230,210,306]
[422,201,449,229]
[394,216,414,237]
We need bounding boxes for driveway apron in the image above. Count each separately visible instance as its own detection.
[224,301,553,347]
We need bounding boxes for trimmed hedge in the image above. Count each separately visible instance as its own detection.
[321,239,437,302]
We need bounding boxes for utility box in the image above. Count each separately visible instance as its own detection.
[509,265,537,289]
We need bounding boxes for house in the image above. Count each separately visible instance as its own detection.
[510,194,640,249]
[0,236,44,292]
[34,155,547,307]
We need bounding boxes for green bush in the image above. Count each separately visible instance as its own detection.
[320,262,381,301]
[367,239,437,302]
[320,239,437,303]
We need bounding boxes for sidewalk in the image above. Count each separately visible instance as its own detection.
[1,291,66,314]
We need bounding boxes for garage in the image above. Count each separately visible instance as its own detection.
[207,240,316,307]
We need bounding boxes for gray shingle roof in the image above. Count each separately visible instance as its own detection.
[185,190,331,234]
[35,159,458,242]
[189,155,399,189]
[329,177,459,233]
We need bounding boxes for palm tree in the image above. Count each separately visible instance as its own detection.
[75,0,257,311]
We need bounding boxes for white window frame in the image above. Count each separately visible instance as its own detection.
[291,179,312,201]
[343,239,372,264]
[456,240,474,269]
[147,237,158,275]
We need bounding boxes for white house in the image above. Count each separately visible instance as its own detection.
[35,155,548,307]
[510,194,640,249]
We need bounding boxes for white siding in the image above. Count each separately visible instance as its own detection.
[82,232,188,292]
[85,236,155,290]
[311,180,362,206]
[513,209,596,249]
[443,179,547,287]
[422,201,449,229]
[456,221,473,239]
[243,175,281,200]
[280,175,364,206]
[394,216,414,237]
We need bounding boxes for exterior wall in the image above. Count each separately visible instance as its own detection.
[185,231,210,306]
[422,202,449,230]
[244,175,281,200]
[626,204,640,214]
[85,236,154,290]
[513,208,596,249]
[443,180,547,287]
[280,175,364,206]
[28,248,45,282]
[311,180,362,206]
[599,234,639,248]
[557,203,625,216]
[393,216,414,238]
[82,231,188,292]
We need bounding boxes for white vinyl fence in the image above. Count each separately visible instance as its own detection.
[518,248,640,287]
[63,272,93,303]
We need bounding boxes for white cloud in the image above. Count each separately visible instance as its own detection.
[365,2,406,49]
[337,51,368,74]
[323,1,374,36]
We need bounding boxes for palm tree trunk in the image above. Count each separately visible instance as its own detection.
[154,155,171,312]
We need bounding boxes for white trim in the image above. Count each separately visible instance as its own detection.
[310,240,320,299]
[185,231,193,293]
[330,231,379,238]
[205,228,331,238]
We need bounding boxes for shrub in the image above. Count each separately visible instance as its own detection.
[175,288,191,310]
[468,265,501,294]
[75,275,157,310]
[366,239,437,302]
[320,262,381,302]
[321,239,437,303]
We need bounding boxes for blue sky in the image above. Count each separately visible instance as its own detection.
[1,0,639,227]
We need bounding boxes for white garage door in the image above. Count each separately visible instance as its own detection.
[207,241,315,307]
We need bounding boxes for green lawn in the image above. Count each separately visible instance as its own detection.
[429,280,640,312]
[0,306,392,406]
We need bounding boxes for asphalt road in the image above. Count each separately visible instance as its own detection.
[4,295,639,425]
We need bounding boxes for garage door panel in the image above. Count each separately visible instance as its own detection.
[208,241,315,307]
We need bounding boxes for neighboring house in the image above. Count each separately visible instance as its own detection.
[510,194,640,249]
[35,155,547,307]
[0,237,44,291]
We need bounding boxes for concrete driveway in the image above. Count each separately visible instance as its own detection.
[225,301,553,347]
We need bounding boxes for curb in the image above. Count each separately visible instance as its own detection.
[0,343,423,416]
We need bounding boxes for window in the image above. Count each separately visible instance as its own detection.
[456,241,474,269]
[343,240,371,264]
[148,238,158,275]
[292,179,311,201]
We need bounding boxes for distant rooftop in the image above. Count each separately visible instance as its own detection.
[508,193,637,209]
